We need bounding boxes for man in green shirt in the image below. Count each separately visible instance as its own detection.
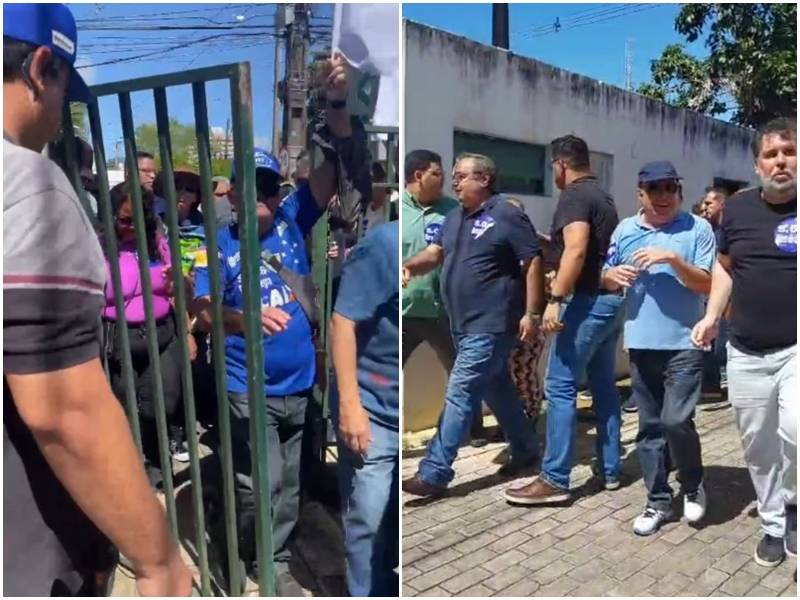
[402,150,459,368]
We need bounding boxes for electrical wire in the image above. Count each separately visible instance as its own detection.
[523,4,661,39]
[519,4,648,38]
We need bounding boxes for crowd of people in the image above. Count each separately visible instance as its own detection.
[402,120,796,570]
[4,4,399,597]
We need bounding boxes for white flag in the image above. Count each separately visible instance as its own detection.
[332,3,399,128]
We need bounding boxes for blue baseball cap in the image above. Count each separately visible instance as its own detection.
[230,147,282,179]
[4,3,91,103]
[638,160,681,184]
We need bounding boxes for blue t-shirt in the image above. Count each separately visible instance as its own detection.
[194,184,323,396]
[604,211,715,350]
[434,195,541,334]
[333,221,399,430]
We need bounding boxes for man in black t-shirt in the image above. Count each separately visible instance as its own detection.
[693,117,797,567]
[506,135,625,506]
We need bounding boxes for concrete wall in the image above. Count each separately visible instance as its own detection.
[402,20,756,433]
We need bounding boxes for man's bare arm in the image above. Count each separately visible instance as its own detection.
[6,359,190,594]
[523,255,546,315]
[550,222,589,297]
[193,296,244,334]
[705,254,733,321]
[668,254,713,295]
[403,244,444,278]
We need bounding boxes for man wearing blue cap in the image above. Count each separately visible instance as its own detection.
[193,53,352,595]
[601,160,716,536]
[3,3,191,596]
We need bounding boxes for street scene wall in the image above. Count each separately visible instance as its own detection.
[403,19,756,433]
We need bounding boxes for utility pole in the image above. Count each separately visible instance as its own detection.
[283,3,309,178]
[224,117,231,160]
[624,38,634,91]
[272,9,284,156]
[492,4,509,50]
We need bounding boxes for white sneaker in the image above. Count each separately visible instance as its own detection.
[684,482,707,523]
[633,506,672,536]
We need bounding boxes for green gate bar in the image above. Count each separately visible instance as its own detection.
[84,101,143,454]
[153,86,212,596]
[230,62,277,597]
[118,90,179,538]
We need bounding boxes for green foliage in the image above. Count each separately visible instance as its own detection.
[134,119,199,169]
[638,3,796,127]
[69,103,89,138]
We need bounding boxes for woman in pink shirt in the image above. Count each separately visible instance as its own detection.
[102,180,188,488]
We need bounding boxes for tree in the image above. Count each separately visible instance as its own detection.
[69,103,89,138]
[638,3,796,127]
[134,119,231,176]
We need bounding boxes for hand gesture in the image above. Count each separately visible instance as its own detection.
[402,266,412,288]
[631,248,675,270]
[691,316,718,351]
[605,265,640,289]
[261,307,291,335]
[339,399,372,457]
[542,301,564,333]
[324,51,349,102]
[327,241,340,260]
[518,314,539,342]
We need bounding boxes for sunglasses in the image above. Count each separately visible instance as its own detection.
[644,182,679,194]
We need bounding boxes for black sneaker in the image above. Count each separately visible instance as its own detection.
[786,504,797,557]
[754,533,785,567]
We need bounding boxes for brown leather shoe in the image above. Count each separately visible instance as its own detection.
[503,477,571,505]
[402,474,446,497]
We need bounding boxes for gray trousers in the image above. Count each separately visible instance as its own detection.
[727,343,797,537]
[229,390,310,577]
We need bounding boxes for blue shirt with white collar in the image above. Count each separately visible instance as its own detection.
[194,183,322,396]
[604,210,715,350]
[434,194,541,334]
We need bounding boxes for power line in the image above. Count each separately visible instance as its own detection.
[519,4,647,38]
[524,4,660,39]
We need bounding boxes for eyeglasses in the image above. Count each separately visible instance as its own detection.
[644,182,679,194]
[452,171,483,184]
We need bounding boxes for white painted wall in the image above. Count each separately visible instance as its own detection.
[404,20,756,230]
[402,20,756,434]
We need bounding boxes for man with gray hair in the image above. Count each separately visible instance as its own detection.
[401,152,545,497]
[693,117,797,566]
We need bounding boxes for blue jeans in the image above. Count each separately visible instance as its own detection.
[541,293,625,490]
[630,349,704,511]
[336,421,399,597]
[418,332,539,487]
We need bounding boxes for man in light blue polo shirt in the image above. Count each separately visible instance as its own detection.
[601,161,715,536]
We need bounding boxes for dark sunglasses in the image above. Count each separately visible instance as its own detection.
[644,182,679,194]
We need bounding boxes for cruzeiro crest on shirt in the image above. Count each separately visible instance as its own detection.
[774,216,797,254]
[471,214,495,239]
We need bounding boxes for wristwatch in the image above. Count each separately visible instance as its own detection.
[525,311,542,321]
[548,294,566,304]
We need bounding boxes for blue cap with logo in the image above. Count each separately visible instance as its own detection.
[4,3,91,103]
[638,160,681,184]
[230,147,282,179]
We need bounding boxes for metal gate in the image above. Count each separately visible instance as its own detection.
[59,61,399,596]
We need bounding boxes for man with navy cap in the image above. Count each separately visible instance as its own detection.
[193,54,352,595]
[3,3,191,596]
[600,160,716,536]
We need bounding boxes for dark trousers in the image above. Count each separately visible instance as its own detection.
[630,349,705,511]
[228,390,310,577]
[107,314,184,488]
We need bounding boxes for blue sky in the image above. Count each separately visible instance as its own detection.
[69,3,333,163]
[402,3,709,96]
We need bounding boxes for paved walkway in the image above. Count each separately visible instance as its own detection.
[402,395,797,597]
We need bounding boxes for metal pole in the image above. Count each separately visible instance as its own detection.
[492,3,510,50]
[272,13,284,155]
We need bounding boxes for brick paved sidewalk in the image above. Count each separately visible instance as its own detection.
[402,397,797,597]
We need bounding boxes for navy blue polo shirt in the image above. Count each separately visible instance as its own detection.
[433,195,541,334]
